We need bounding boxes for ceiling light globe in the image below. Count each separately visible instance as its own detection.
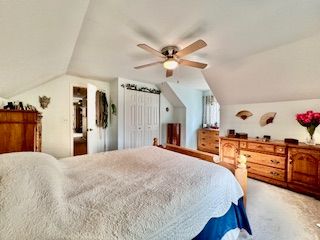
[163,59,178,70]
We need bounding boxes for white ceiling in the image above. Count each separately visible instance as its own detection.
[1,0,320,103]
[0,0,90,98]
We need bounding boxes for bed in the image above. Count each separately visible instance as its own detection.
[0,146,251,240]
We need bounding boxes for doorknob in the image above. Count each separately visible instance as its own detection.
[88,128,93,132]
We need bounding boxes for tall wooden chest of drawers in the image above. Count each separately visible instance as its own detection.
[0,110,42,154]
[197,128,219,154]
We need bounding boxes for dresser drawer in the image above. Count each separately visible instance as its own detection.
[240,150,286,169]
[198,130,219,138]
[247,162,285,181]
[240,141,247,148]
[275,146,286,154]
[247,142,275,153]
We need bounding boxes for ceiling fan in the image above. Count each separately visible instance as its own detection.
[134,39,208,78]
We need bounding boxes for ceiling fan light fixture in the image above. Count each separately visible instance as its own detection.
[163,59,178,70]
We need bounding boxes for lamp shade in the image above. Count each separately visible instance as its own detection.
[163,59,178,70]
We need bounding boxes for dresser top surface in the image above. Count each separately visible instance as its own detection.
[220,136,320,150]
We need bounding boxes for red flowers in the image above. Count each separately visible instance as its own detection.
[296,110,320,127]
[296,110,320,140]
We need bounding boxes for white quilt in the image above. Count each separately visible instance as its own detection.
[0,147,243,240]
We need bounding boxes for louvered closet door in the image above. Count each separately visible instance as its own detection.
[144,93,160,146]
[125,90,137,149]
[136,91,145,148]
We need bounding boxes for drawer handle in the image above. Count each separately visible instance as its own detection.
[270,159,280,164]
[202,138,206,140]
[201,144,206,146]
[243,154,251,158]
[270,171,279,176]
[256,145,263,149]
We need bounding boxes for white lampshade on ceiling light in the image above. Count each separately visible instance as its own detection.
[163,59,178,70]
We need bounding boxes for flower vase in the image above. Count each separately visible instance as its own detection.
[306,126,316,145]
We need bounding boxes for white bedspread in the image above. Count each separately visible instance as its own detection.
[0,147,243,240]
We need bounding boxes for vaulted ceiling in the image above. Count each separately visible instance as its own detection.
[1,0,320,104]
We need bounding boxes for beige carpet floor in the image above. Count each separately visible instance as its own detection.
[245,179,320,240]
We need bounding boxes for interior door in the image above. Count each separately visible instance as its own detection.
[87,83,98,154]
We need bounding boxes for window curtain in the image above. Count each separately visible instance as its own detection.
[203,95,220,127]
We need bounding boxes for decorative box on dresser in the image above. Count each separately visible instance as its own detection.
[0,110,42,154]
[197,128,219,155]
[220,137,320,199]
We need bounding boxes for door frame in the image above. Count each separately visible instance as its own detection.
[69,83,88,156]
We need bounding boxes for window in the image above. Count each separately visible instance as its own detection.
[203,95,220,128]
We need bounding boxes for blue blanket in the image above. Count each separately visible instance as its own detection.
[194,197,252,240]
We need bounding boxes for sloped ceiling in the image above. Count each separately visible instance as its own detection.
[68,0,320,104]
[1,0,320,104]
[0,0,90,98]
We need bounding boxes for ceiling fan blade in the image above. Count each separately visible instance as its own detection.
[137,44,166,58]
[175,39,207,58]
[166,70,173,78]
[179,59,207,69]
[134,61,163,69]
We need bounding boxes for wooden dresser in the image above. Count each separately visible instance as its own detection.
[0,110,42,154]
[220,137,320,198]
[197,128,219,154]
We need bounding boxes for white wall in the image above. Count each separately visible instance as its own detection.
[11,74,111,158]
[0,97,8,108]
[167,83,203,149]
[160,94,175,145]
[220,99,320,144]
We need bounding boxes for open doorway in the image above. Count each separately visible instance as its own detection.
[73,87,87,156]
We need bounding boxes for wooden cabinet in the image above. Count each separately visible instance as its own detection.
[0,110,42,154]
[197,129,219,154]
[220,137,320,198]
[220,139,239,168]
[167,123,181,146]
[288,147,320,197]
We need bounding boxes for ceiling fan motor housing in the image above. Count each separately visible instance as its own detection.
[161,46,179,57]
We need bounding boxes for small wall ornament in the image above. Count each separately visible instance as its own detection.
[236,110,253,120]
[260,112,277,127]
[39,96,51,109]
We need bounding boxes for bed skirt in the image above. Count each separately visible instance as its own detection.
[193,197,252,240]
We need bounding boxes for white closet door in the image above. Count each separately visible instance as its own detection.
[125,90,159,148]
[125,90,137,149]
[144,93,160,146]
[136,91,145,147]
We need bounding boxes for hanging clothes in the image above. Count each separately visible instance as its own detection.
[96,91,108,128]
